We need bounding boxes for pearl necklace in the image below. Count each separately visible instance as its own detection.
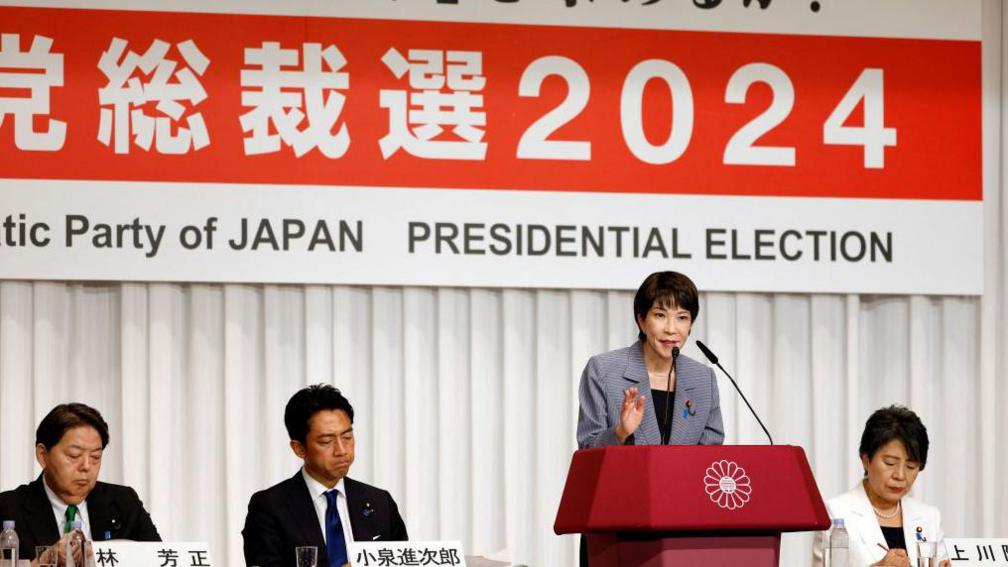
[873,500,901,519]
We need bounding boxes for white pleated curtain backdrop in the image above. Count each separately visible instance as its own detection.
[2,2,1008,566]
[2,281,1006,567]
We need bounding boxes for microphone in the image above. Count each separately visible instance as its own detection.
[694,340,774,445]
[661,346,680,445]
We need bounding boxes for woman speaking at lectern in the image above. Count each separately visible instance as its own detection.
[576,271,724,449]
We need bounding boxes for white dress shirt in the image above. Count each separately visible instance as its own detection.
[42,477,92,541]
[301,468,355,553]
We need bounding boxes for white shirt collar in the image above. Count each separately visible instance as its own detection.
[301,467,346,501]
[301,468,355,546]
[41,474,90,536]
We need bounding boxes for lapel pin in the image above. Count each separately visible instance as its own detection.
[685,399,696,417]
[915,526,925,542]
[363,501,374,518]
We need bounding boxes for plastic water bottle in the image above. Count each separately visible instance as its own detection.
[829,518,849,567]
[819,523,832,567]
[0,521,18,567]
[66,519,85,567]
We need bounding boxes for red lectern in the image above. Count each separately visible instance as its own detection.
[554,445,830,567]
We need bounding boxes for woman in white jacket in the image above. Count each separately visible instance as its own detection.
[813,406,948,567]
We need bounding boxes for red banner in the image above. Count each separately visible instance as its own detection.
[0,6,981,200]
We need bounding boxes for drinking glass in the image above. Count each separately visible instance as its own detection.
[296,546,318,567]
[35,546,55,567]
[917,540,938,567]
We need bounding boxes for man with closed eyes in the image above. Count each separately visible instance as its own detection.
[243,384,408,567]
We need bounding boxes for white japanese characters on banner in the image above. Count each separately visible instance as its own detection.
[96,37,210,155]
[0,32,65,151]
[379,48,487,161]
[240,41,349,157]
[0,0,984,294]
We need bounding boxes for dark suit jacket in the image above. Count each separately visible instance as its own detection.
[0,475,161,559]
[243,472,408,567]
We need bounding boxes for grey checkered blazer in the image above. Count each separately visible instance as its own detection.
[576,341,724,448]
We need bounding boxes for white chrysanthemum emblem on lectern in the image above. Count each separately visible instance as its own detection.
[704,460,752,510]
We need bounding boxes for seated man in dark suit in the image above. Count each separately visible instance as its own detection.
[0,403,161,565]
[243,385,408,567]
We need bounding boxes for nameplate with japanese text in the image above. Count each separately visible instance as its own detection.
[348,540,465,567]
[945,539,1008,565]
[91,541,213,567]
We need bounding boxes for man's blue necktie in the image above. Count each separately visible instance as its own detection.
[325,490,349,567]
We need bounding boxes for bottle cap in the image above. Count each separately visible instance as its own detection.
[1,520,12,530]
[832,518,845,528]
